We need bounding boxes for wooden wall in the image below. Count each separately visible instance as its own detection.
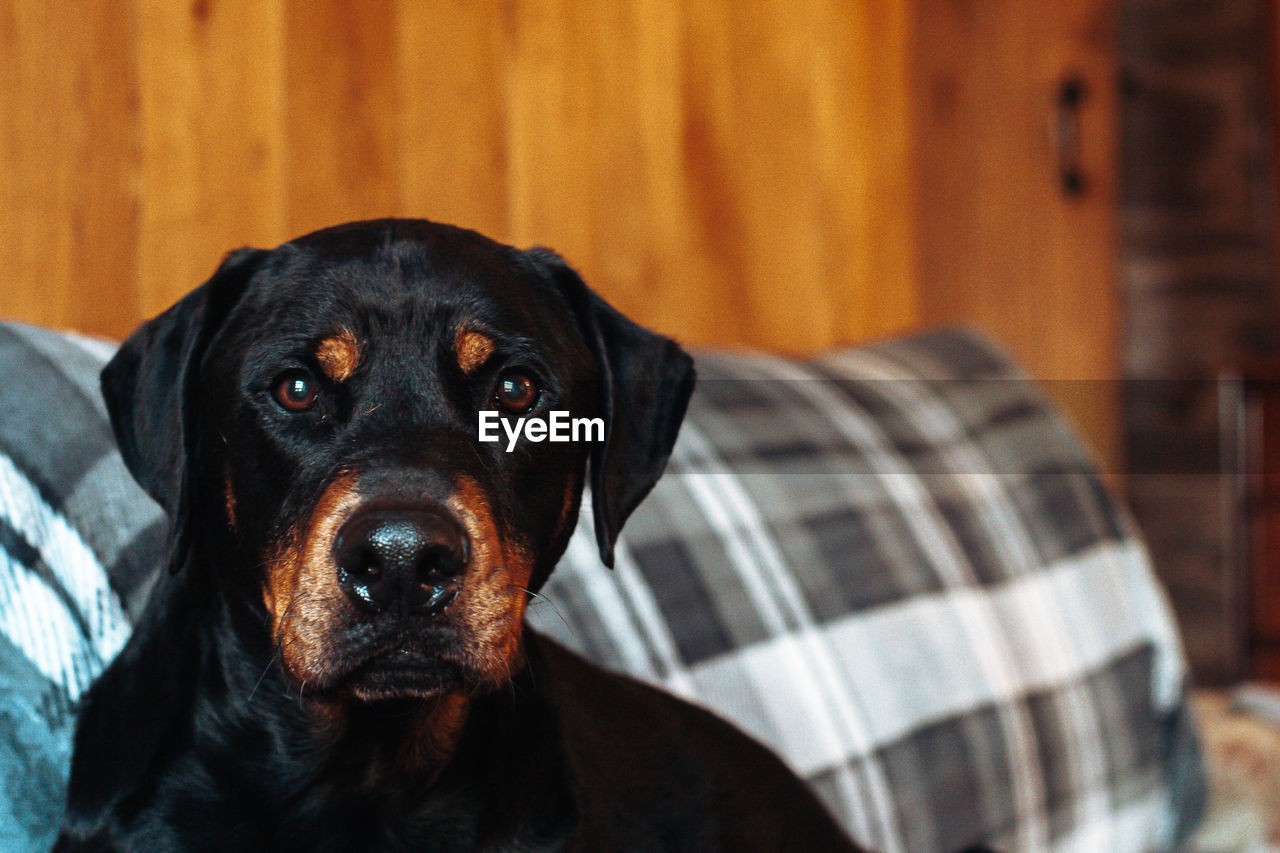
[0,0,914,351]
[0,0,1117,459]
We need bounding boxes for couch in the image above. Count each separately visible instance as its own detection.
[0,321,1205,851]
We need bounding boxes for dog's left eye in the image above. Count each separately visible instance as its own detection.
[273,371,318,412]
[494,371,540,414]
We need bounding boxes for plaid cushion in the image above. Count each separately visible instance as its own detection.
[0,323,160,849]
[0,321,1204,852]
[530,331,1205,852]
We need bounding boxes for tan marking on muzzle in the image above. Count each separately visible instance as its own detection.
[455,328,495,374]
[224,469,238,533]
[264,471,362,682]
[316,329,361,382]
[446,475,534,686]
[552,477,579,542]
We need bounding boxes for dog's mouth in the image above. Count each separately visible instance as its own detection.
[334,645,466,702]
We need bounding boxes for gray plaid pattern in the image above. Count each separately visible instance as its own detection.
[531,330,1205,852]
[0,322,1204,852]
[0,322,161,849]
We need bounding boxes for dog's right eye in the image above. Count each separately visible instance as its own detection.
[273,371,318,412]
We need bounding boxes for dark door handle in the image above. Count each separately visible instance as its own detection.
[1056,75,1088,197]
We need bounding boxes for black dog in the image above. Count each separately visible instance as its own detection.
[56,219,859,851]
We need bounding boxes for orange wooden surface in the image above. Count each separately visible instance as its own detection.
[0,1,915,348]
[0,0,140,335]
[913,0,1120,466]
[0,1,1117,459]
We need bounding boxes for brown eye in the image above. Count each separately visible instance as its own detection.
[494,371,540,414]
[273,371,318,412]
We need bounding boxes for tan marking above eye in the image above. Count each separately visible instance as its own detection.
[316,329,361,382]
[455,328,495,374]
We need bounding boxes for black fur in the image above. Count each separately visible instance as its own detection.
[56,219,859,852]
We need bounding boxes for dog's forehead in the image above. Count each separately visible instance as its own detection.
[236,221,565,343]
[277,221,533,312]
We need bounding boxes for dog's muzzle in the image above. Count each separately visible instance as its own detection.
[333,508,468,616]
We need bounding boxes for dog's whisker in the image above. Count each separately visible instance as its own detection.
[516,584,578,644]
[251,554,294,572]
[247,653,277,702]
[254,591,306,702]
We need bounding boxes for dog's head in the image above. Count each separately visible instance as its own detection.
[103,219,693,702]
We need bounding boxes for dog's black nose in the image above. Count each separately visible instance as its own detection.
[334,509,467,615]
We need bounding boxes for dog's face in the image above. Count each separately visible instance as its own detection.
[103,219,694,703]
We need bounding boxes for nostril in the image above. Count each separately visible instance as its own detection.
[421,583,459,616]
[339,544,383,577]
[417,544,464,582]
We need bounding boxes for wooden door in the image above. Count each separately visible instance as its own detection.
[913,0,1120,471]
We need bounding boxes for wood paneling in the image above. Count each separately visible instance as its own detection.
[395,2,510,238]
[0,0,139,334]
[136,0,287,316]
[285,0,401,236]
[0,0,1118,460]
[0,0,917,351]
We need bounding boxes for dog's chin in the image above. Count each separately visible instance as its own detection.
[335,652,466,703]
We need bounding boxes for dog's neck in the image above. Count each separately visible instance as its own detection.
[304,692,471,785]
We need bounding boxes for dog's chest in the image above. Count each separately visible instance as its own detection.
[171,734,580,852]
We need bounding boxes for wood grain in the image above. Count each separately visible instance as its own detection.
[396,1,510,238]
[285,0,402,235]
[0,0,139,338]
[136,0,288,319]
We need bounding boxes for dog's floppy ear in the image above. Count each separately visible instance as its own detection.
[525,248,695,567]
[102,247,266,570]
